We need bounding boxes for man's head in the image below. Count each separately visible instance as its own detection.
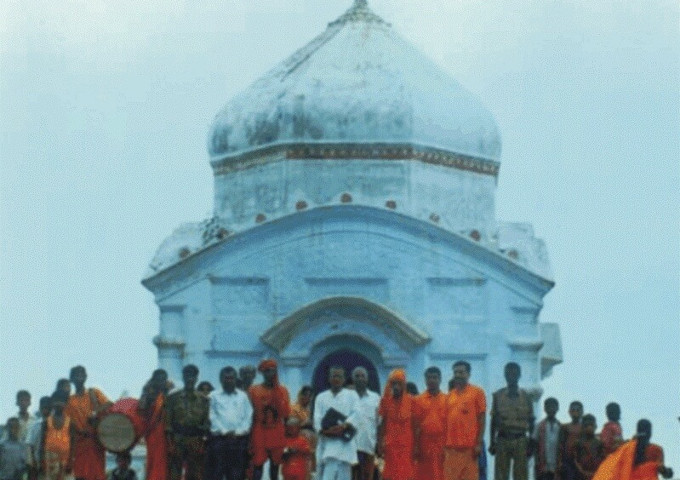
[452,361,471,388]
[605,402,621,422]
[239,365,256,389]
[258,359,278,387]
[569,401,584,422]
[50,390,69,414]
[56,379,71,396]
[16,390,31,413]
[351,367,368,392]
[424,366,442,393]
[182,364,199,390]
[38,396,52,417]
[5,417,20,441]
[328,366,346,392]
[69,365,87,386]
[220,366,238,393]
[581,414,596,435]
[504,362,521,387]
[544,397,559,418]
[197,381,214,396]
[150,369,169,391]
[388,369,407,399]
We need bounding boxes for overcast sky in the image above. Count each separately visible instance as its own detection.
[1,0,678,464]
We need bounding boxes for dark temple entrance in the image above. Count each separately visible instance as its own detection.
[312,349,380,395]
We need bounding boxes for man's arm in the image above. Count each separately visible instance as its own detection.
[476,412,486,456]
[234,392,253,436]
[376,416,385,458]
[526,393,536,457]
[488,393,497,455]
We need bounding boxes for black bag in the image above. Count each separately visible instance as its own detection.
[320,408,356,441]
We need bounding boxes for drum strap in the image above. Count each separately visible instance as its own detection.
[88,389,100,415]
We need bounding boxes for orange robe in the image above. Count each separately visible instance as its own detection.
[379,394,415,480]
[281,435,311,480]
[413,391,446,480]
[143,394,167,480]
[65,388,109,480]
[44,416,71,480]
[248,384,291,466]
[592,441,664,480]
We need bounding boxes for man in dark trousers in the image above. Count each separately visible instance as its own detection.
[489,362,534,480]
[165,364,210,480]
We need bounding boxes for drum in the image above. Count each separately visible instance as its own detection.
[97,397,147,453]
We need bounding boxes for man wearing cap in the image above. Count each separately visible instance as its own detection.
[165,364,210,480]
[248,359,291,480]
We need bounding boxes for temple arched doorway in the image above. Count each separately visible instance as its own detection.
[312,348,380,395]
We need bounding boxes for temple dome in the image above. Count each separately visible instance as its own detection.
[208,1,502,163]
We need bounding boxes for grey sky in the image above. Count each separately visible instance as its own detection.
[1,0,678,463]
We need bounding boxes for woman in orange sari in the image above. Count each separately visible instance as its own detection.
[592,419,673,480]
[377,369,415,480]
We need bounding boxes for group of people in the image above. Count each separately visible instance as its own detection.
[0,361,674,480]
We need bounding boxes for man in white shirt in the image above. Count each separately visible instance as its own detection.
[350,367,380,480]
[314,366,361,480]
[206,366,253,480]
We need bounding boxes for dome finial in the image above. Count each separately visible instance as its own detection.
[329,0,389,27]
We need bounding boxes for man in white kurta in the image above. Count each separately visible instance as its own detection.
[314,367,361,480]
[351,367,380,480]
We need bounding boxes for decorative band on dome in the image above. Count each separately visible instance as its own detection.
[210,142,499,177]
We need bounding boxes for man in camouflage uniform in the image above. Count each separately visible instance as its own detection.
[166,365,210,480]
[489,362,534,480]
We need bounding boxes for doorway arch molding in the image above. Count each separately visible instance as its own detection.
[260,296,430,367]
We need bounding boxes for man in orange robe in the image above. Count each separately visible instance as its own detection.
[248,359,291,480]
[378,369,415,480]
[413,367,446,480]
[64,366,111,480]
[139,369,169,480]
[444,361,486,480]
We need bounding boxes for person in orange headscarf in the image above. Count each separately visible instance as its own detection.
[592,419,673,480]
[377,369,415,480]
[64,366,111,480]
[413,367,446,480]
[138,369,170,480]
[248,359,291,480]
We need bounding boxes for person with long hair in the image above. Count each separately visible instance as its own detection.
[592,419,673,480]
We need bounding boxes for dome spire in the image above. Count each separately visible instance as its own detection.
[329,0,389,27]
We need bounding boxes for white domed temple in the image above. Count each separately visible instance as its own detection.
[142,0,562,397]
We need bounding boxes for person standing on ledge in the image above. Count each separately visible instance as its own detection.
[248,359,291,480]
[413,367,447,480]
[165,364,210,480]
[64,366,111,480]
[444,361,486,480]
[489,362,534,480]
[314,366,360,480]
